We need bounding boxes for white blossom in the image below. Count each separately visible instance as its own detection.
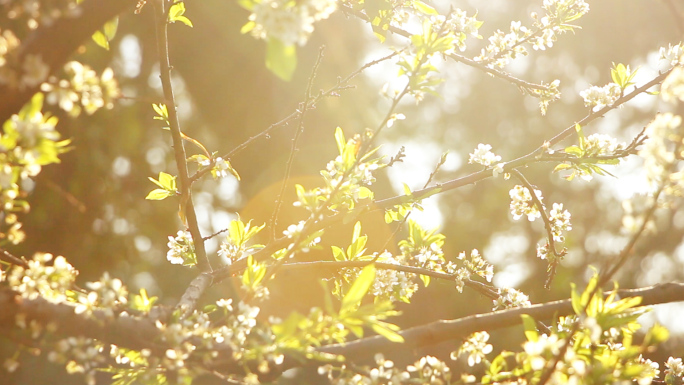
[665,357,684,378]
[659,43,684,67]
[166,230,196,266]
[579,83,621,112]
[469,143,502,167]
[455,332,493,366]
[509,185,543,221]
[247,0,336,46]
[549,202,572,242]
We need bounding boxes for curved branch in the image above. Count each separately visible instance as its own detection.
[4,280,683,379]
[153,0,210,273]
[317,282,684,359]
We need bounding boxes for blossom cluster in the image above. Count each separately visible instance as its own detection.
[75,273,129,317]
[548,202,572,242]
[5,253,77,302]
[0,93,69,245]
[407,355,452,384]
[640,113,683,193]
[579,82,621,112]
[469,143,502,170]
[41,61,119,116]
[659,43,684,67]
[217,219,265,264]
[428,8,483,52]
[509,185,543,221]
[475,0,590,69]
[666,357,684,381]
[583,133,626,156]
[245,0,337,46]
[531,79,562,115]
[456,331,493,366]
[492,287,532,310]
[166,230,197,266]
[0,27,51,90]
[2,0,80,30]
[319,353,452,385]
[659,43,684,103]
[46,337,107,385]
[369,252,419,303]
[509,186,572,251]
[458,249,494,283]
[295,128,382,213]
[338,251,419,303]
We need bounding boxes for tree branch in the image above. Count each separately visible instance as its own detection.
[317,282,684,359]
[153,0,210,273]
[4,281,683,378]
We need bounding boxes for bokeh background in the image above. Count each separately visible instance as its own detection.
[3,0,684,383]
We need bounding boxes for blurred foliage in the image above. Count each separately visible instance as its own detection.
[2,0,684,383]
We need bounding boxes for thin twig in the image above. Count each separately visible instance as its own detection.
[316,282,684,359]
[269,46,326,241]
[536,184,665,385]
[188,51,400,184]
[512,170,564,257]
[0,248,28,268]
[339,5,549,93]
[153,0,210,273]
[379,152,447,253]
[280,260,499,300]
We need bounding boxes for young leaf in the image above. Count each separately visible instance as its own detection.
[340,264,376,314]
[168,2,193,27]
[266,38,297,81]
[371,322,404,343]
[146,189,174,200]
[521,314,538,342]
[335,127,346,155]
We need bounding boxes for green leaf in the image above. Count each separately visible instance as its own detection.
[331,245,346,261]
[564,145,583,157]
[168,2,193,27]
[371,322,404,343]
[92,30,110,50]
[266,38,297,81]
[145,189,174,200]
[384,210,397,223]
[334,127,346,155]
[131,288,157,312]
[340,264,375,314]
[643,323,669,346]
[412,0,438,15]
[241,21,256,34]
[570,282,582,315]
[152,103,168,118]
[158,172,176,190]
[104,17,119,40]
[553,163,573,172]
[352,221,362,243]
[91,17,118,50]
[174,15,193,27]
[236,0,255,11]
[521,314,538,342]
